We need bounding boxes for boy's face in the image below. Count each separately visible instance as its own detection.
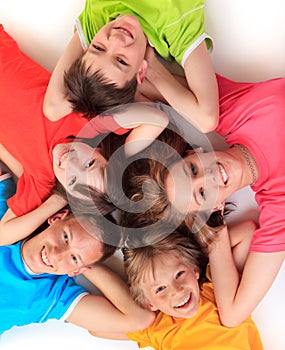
[84,14,148,87]
[22,213,103,276]
[141,254,200,319]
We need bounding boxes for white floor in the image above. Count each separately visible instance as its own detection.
[0,1,284,349]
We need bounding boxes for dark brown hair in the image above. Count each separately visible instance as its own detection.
[120,126,233,248]
[64,53,138,118]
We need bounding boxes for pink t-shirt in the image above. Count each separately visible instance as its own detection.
[216,74,285,253]
[0,25,128,217]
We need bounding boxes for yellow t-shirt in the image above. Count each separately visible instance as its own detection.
[127,280,263,349]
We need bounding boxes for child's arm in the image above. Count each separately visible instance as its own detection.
[113,103,169,157]
[43,32,84,121]
[0,193,67,246]
[0,143,23,178]
[227,220,257,273]
[143,42,219,133]
[208,220,285,327]
[67,263,155,339]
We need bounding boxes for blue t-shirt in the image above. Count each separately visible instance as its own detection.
[0,241,88,334]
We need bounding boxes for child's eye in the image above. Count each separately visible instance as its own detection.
[190,163,198,176]
[155,286,166,294]
[93,44,104,52]
[117,57,128,66]
[86,159,95,168]
[176,271,185,279]
[64,233,69,243]
[72,255,78,264]
[68,177,76,186]
[199,187,206,200]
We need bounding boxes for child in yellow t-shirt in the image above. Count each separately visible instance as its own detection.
[90,221,263,349]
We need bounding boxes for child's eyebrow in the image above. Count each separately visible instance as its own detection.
[68,226,83,264]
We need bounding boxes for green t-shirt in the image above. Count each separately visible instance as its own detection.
[76,0,212,67]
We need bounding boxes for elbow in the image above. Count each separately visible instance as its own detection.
[155,110,169,130]
[199,111,219,133]
[43,98,71,121]
[140,311,155,330]
[42,102,58,121]
[219,312,245,328]
[130,311,155,332]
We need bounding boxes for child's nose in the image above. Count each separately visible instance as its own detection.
[170,283,184,295]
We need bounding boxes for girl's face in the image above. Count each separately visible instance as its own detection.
[165,150,245,215]
[141,254,200,319]
[53,141,107,198]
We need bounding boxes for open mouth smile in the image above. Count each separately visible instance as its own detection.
[174,294,191,309]
[217,162,228,185]
[41,246,53,268]
[58,148,75,167]
[113,26,134,39]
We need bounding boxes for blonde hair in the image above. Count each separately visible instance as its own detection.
[123,227,208,309]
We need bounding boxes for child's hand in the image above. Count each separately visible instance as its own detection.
[49,191,68,209]
[207,223,229,254]
[145,46,160,71]
[144,46,165,82]
[135,77,166,103]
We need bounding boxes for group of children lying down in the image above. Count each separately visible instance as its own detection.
[2,0,285,348]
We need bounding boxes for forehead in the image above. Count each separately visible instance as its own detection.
[165,157,193,214]
[62,217,102,254]
[144,253,184,283]
[66,217,99,240]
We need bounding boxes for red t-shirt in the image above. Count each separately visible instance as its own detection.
[216,74,285,252]
[0,25,128,216]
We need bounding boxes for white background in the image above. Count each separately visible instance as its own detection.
[0,1,284,349]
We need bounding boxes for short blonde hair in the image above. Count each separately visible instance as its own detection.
[123,227,208,309]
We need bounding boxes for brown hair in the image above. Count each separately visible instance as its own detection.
[123,226,208,309]
[120,125,233,248]
[74,213,122,261]
[64,53,137,118]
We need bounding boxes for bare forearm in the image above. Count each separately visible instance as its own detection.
[148,62,218,132]
[0,193,67,245]
[208,226,241,326]
[114,103,169,157]
[43,32,83,120]
[144,43,219,133]
[84,264,141,316]
[83,264,154,330]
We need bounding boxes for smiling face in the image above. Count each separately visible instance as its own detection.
[165,150,245,216]
[141,254,200,319]
[53,141,107,198]
[22,213,103,276]
[83,14,148,87]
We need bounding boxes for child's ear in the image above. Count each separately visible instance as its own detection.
[68,266,91,277]
[194,270,200,280]
[47,208,70,225]
[136,60,148,84]
[149,303,158,312]
[212,200,225,212]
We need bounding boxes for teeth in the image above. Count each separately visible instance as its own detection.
[175,295,190,308]
[41,247,53,267]
[218,163,228,184]
[59,150,70,167]
[114,27,133,38]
